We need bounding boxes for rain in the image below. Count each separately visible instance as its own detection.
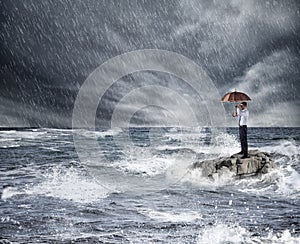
[1,0,299,127]
[1,1,300,243]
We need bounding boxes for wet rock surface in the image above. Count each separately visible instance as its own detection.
[193,150,275,177]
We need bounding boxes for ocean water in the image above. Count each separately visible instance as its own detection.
[0,127,299,243]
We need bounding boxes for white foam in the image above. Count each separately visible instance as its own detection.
[261,139,299,158]
[274,165,300,196]
[75,128,122,139]
[237,165,300,198]
[264,229,300,243]
[0,144,20,148]
[197,223,250,244]
[0,137,20,148]
[180,156,300,198]
[1,187,23,200]
[139,208,201,222]
[162,132,240,156]
[168,134,300,196]
[0,130,47,141]
[0,138,16,141]
[203,165,299,197]
[160,131,239,152]
[180,166,236,189]
[164,131,206,142]
[210,132,240,156]
[111,144,194,177]
[39,146,61,152]
[15,131,47,139]
[0,215,20,225]
[2,167,115,203]
[29,167,114,203]
[114,156,175,176]
[165,156,194,183]
[0,130,16,134]
[197,223,300,244]
[168,127,178,132]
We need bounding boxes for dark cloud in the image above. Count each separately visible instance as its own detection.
[231,49,300,126]
[0,0,299,127]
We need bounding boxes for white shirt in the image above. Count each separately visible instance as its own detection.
[237,108,249,126]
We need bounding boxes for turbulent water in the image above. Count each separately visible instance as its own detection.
[0,127,299,243]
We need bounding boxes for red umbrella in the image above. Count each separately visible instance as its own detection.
[221,91,251,102]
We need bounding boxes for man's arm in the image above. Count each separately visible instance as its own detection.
[232,105,240,117]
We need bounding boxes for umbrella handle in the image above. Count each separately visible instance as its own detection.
[234,103,240,109]
[232,103,238,117]
[232,108,237,117]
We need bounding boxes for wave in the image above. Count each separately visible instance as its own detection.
[39,146,61,152]
[197,223,300,244]
[179,167,236,189]
[261,139,299,160]
[0,129,48,148]
[180,159,300,198]
[0,130,17,133]
[82,132,299,195]
[1,166,116,203]
[1,187,23,201]
[0,144,20,148]
[73,128,123,139]
[0,136,20,148]
[237,165,300,198]
[209,132,240,156]
[163,129,207,143]
[113,156,175,177]
[138,208,201,222]
[0,130,47,139]
[168,138,299,198]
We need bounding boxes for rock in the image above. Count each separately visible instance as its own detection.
[262,157,270,163]
[192,150,275,178]
[248,149,261,156]
[216,159,233,170]
[194,159,216,177]
[230,158,237,164]
[264,152,271,157]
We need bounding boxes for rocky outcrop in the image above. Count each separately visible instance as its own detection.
[192,150,275,177]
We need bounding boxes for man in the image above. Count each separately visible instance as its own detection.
[232,102,249,159]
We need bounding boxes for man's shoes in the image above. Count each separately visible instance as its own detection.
[241,156,250,159]
[237,151,243,155]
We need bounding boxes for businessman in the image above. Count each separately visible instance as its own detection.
[232,102,249,159]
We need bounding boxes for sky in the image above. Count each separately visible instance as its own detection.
[0,0,299,127]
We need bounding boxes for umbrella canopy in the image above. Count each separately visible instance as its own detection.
[221,91,251,102]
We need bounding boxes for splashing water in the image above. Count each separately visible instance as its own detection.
[197,223,300,244]
[2,166,115,203]
[1,127,299,243]
[139,208,201,222]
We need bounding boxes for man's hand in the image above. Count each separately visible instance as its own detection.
[232,111,237,117]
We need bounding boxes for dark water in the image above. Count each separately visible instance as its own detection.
[0,127,299,243]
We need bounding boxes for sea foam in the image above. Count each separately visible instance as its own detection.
[197,223,300,244]
[2,166,115,203]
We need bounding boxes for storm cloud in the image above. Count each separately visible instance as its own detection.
[0,0,299,127]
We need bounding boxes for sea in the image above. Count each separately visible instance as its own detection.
[0,127,299,243]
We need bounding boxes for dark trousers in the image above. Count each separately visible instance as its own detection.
[239,125,248,157]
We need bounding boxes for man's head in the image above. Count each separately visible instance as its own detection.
[240,102,247,109]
